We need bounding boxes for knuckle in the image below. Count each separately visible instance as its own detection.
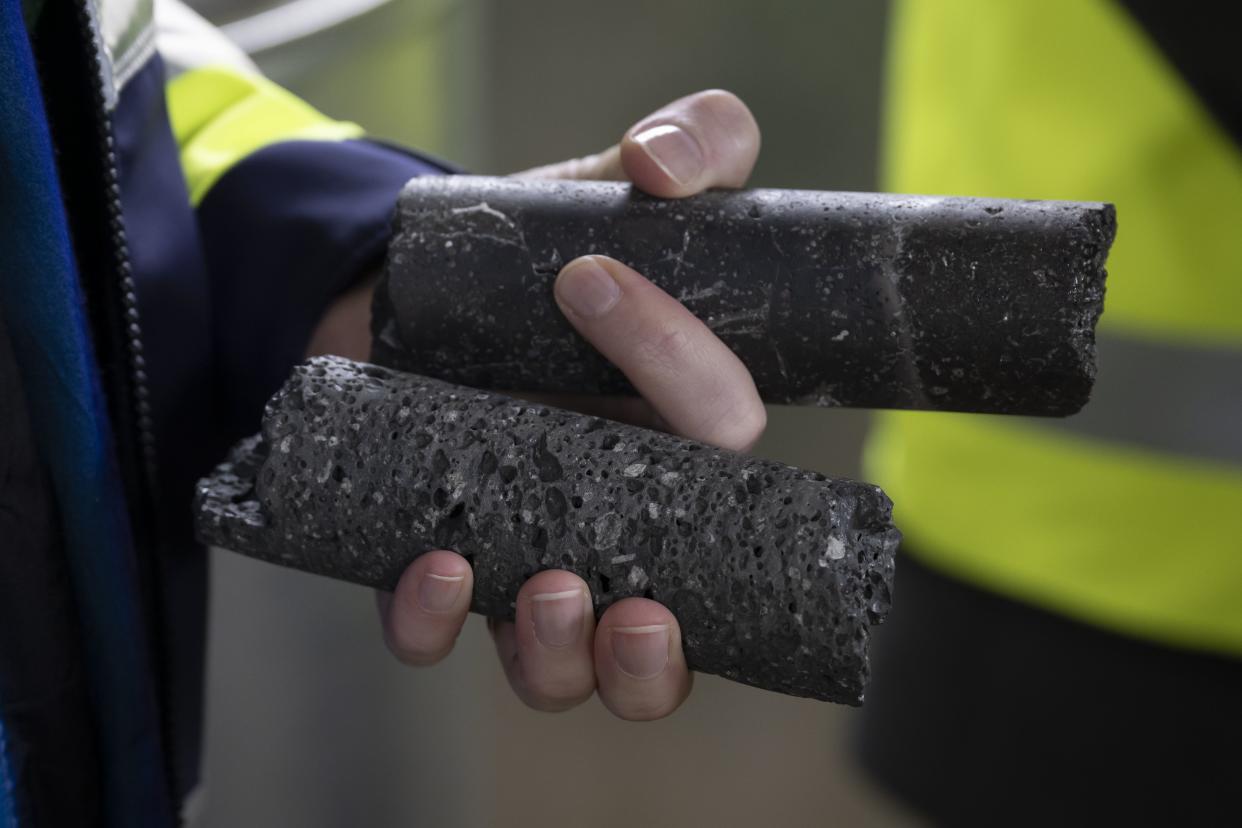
[636,325,697,374]
[561,152,601,180]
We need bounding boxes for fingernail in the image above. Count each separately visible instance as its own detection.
[530,589,586,648]
[632,124,703,187]
[556,257,621,319]
[418,572,464,613]
[611,625,670,679]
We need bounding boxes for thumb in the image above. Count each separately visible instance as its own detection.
[510,90,759,198]
[511,144,624,182]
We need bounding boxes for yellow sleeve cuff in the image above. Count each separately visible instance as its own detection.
[166,66,364,205]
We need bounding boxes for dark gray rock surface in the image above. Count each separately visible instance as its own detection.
[374,176,1113,416]
[196,357,901,703]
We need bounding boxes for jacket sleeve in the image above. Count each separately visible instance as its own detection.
[153,0,449,420]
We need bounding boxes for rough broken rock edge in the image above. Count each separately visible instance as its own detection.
[195,357,902,704]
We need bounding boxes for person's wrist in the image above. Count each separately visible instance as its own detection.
[306,271,378,360]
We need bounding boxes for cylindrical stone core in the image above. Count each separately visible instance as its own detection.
[195,356,901,704]
[374,175,1113,415]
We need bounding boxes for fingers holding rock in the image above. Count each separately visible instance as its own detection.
[621,89,760,197]
[594,598,692,721]
[510,89,759,198]
[377,550,474,667]
[490,570,598,712]
[554,255,766,451]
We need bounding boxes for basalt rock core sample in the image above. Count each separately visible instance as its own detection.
[196,356,901,704]
[374,176,1114,415]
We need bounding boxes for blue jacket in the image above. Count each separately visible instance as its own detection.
[1,1,444,823]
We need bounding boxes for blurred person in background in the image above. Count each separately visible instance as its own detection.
[1,0,762,824]
[857,1,1242,824]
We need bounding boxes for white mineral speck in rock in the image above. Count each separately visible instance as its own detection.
[623,463,646,477]
[611,553,636,565]
[593,513,625,550]
[279,435,292,453]
[647,502,660,519]
[444,470,466,501]
[818,536,847,567]
[628,566,647,588]
[659,471,681,486]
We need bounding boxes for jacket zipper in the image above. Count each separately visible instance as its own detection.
[58,0,181,820]
[72,0,160,491]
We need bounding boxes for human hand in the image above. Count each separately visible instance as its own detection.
[372,90,765,719]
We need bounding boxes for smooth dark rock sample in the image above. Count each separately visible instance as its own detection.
[196,356,900,704]
[374,176,1114,416]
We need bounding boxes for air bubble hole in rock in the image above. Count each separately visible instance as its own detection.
[197,357,901,703]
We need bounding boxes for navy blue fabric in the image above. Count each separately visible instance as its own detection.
[109,58,447,803]
[0,307,103,828]
[4,6,448,816]
[111,54,218,803]
[0,1,172,824]
[197,137,446,437]
[0,719,13,828]
[109,63,447,804]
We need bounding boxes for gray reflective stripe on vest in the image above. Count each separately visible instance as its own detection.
[1036,330,1242,467]
[153,0,258,82]
[91,0,263,106]
[90,0,156,108]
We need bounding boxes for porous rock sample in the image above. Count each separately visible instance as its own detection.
[374,175,1114,416]
[195,356,901,704]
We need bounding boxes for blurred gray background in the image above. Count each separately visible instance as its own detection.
[190,1,917,824]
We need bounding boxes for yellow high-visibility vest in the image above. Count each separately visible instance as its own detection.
[869,0,1242,655]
